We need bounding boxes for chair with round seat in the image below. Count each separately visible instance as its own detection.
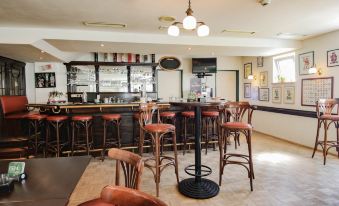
[45,115,69,157]
[312,99,339,165]
[26,114,48,156]
[202,110,219,155]
[139,103,179,197]
[71,115,93,156]
[181,111,195,155]
[219,102,255,191]
[159,111,176,154]
[101,114,122,159]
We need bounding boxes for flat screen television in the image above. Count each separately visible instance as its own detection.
[192,58,217,73]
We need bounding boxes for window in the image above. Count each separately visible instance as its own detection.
[273,52,296,83]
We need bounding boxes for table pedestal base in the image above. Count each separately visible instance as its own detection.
[178,178,219,199]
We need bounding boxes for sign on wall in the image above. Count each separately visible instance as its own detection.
[301,77,333,106]
[35,72,56,88]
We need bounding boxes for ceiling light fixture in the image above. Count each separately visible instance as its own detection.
[83,22,126,29]
[100,43,104,47]
[168,0,209,37]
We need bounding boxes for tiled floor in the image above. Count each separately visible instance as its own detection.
[68,132,339,206]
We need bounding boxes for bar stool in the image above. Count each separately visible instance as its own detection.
[71,115,93,156]
[181,111,195,155]
[101,114,122,159]
[139,103,179,197]
[202,110,219,154]
[160,111,176,154]
[46,115,69,157]
[26,114,48,156]
[312,99,339,165]
[219,102,255,191]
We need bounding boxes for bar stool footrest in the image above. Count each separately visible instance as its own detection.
[184,164,212,177]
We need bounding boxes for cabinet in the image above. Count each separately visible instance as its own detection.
[0,56,26,96]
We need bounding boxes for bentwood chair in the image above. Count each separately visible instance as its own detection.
[78,185,168,206]
[219,102,255,191]
[312,99,339,165]
[108,148,144,190]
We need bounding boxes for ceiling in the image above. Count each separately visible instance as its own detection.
[0,0,339,62]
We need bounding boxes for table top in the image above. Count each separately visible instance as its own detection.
[0,156,91,205]
[27,102,171,109]
[170,101,225,107]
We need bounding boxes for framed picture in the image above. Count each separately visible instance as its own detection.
[257,56,264,67]
[244,83,251,98]
[283,85,295,104]
[259,88,269,101]
[299,51,314,75]
[251,86,259,101]
[327,49,339,67]
[259,71,268,87]
[35,72,56,88]
[272,86,282,103]
[301,77,333,106]
[244,63,252,79]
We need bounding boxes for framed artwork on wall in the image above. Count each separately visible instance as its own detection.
[299,51,314,75]
[283,85,295,104]
[301,77,333,106]
[35,72,56,88]
[257,56,264,67]
[244,83,251,98]
[327,49,339,67]
[272,86,282,103]
[251,86,259,101]
[259,88,269,101]
[259,71,268,87]
[244,63,252,79]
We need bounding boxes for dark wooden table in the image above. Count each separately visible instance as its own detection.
[170,101,223,199]
[0,156,91,205]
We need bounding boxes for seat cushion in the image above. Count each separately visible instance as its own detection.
[0,96,28,115]
[72,115,93,121]
[181,111,195,118]
[102,114,121,121]
[160,112,176,118]
[222,122,252,130]
[202,111,219,117]
[5,111,39,119]
[26,114,48,120]
[47,115,68,122]
[319,114,339,121]
[144,123,175,133]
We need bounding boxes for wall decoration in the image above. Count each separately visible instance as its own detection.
[259,88,269,101]
[244,83,251,98]
[257,56,264,67]
[251,86,259,101]
[283,85,295,104]
[259,71,268,87]
[244,63,252,79]
[35,72,56,88]
[301,77,333,106]
[299,51,314,75]
[327,49,339,67]
[272,86,282,103]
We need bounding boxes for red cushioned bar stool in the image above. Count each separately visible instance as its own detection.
[202,110,220,155]
[101,114,122,159]
[45,115,69,157]
[26,114,48,156]
[181,111,195,155]
[71,115,93,156]
[139,103,179,197]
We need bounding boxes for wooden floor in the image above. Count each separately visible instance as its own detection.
[68,132,339,206]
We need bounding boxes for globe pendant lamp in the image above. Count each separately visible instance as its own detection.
[183,0,197,30]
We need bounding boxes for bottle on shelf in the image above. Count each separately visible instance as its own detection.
[82,91,87,103]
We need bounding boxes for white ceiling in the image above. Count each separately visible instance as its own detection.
[0,0,339,62]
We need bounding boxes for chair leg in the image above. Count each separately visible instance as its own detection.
[247,130,254,191]
[102,120,107,160]
[86,121,90,156]
[205,118,209,155]
[323,120,328,165]
[183,117,187,155]
[139,128,144,156]
[219,127,224,186]
[312,120,321,158]
[71,122,75,156]
[155,133,160,197]
[56,122,60,157]
[172,131,179,184]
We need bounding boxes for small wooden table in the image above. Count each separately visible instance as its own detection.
[0,156,91,205]
[170,101,223,199]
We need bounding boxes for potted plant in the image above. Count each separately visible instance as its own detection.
[48,91,66,103]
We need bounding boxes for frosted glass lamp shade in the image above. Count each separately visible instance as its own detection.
[183,15,197,30]
[168,25,180,36]
[197,24,210,36]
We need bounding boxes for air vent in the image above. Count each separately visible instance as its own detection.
[221,29,256,35]
[83,22,127,29]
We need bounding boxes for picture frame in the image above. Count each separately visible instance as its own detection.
[257,56,264,67]
[259,88,269,101]
[244,83,251,98]
[35,72,56,88]
[244,63,252,79]
[299,51,314,75]
[272,86,282,103]
[251,86,259,101]
[283,85,295,104]
[301,77,333,106]
[327,49,339,67]
[259,71,268,87]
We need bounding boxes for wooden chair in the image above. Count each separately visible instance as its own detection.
[108,148,144,190]
[78,185,168,206]
[312,99,339,165]
[219,101,255,191]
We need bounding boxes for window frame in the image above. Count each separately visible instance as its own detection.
[273,52,296,83]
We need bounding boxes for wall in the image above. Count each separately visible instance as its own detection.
[241,29,339,149]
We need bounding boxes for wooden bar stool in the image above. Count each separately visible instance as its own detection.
[202,110,219,154]
[219,102,255,191]
[312,99,339,165]
[160,111,176,154]
[139,103,179,197]
[101,114,122,159]
[26,114,48,156]
[181,111,195,155]
[45,115,69,157]
[71,115,93,156]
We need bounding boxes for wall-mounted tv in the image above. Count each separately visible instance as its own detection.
[192,58,217,73]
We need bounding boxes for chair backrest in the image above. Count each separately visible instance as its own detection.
[0,96,28,115]
[79,185,168,206]
[108,148,144,190]
[223,101,254,124]
[138,103,160,126]
[316,99,338,118]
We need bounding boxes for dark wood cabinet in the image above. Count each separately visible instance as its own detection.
[0,56,26,96]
